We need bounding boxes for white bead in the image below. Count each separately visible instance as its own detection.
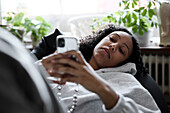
[57,83,78,113]
[73,98,77,103]
[57,85,62,90]
[71,105,75,110]
[70,108,73,112]
[73,102,77,106]
[74,88,78,92]
[57,92,61,96]
[73,94,77,99]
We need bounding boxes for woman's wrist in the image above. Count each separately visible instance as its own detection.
[95,81,119,110]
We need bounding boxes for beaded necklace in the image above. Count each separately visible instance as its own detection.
[57,84,78,113]
[57,55,79,113]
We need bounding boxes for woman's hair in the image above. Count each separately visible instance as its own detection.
[79,24,148,75]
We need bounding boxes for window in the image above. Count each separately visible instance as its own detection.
[0,0,160,37]
[0,0,123,31]
[1,0,122,16]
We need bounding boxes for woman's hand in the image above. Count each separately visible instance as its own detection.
[41,51,119,109]
[41,53,68,84]
[43,51,103,92]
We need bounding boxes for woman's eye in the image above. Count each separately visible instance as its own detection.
[109,37,116,42]
[119,48,125,55]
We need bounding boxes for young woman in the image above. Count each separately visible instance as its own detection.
[40,24,161,113]
[32,24,146,75]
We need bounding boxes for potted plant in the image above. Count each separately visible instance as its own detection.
[2,12,52,47]
[91,0,159,46]
[23,16,53,47]
[2,12,25,40]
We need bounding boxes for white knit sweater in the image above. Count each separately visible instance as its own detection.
[52,63,161,113]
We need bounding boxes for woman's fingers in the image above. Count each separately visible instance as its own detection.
[41,50,97,86]
[52,80,66,85]
[42,50,87,71]
[55,58,84,70]
[44,61,63,71]
[62,50,87,65]
[42,53,63,64]
[47,76,66,85]
[56,66,82,77]
[41,53,65,70]
[61,76,79,83]
[48,70,63,77]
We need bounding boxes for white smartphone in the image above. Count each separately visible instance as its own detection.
[56,35,79,53]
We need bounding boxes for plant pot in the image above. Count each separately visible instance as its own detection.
[133,29,153,47]
[31,36,41,48]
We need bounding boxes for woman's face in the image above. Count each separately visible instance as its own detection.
[89,31,133,69]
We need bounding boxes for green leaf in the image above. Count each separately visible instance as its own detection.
[93,17,97,22]
[132,3,134,8]
[102,17,108,22]
[36,16,45,22]
[115,11,122,16]
[122,18,126,23]
[151,22,154,27]
[148,1,152,8]
[139,28,144,35]
[132,13,137,21]
[125,3,130,9]
[139,19,145,25]
[118,17,122,25]
[132,26,138,34]
[148,9,154,18]
[132,20,137,25]
[90,25,95,30]
[134,9,139,12]
[127,23,135,27]
[139,7,145,11]
[122,1,128,4]
[141,9,147,16]
[127,14,131,23]
[111,18,117,23]
[119,2,121,7]
[133,1,137,5]
[155,23,158,28]
[12,12,25,27]
[152,1,156,6]
[107,15,112,20]
[143,26,148,32]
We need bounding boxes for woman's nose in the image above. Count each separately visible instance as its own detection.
[109,43,118,52]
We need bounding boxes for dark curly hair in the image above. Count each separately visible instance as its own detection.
[79,24,148,75]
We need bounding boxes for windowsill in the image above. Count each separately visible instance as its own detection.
[140,46,170,55]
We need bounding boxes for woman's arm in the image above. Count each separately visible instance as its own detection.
[41,51,161,113]
[41,51,119,110]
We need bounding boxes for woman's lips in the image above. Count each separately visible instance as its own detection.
[102,48,110,59]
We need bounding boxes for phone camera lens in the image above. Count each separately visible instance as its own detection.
[58,38,65,47]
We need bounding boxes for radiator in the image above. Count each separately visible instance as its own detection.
[142,54,170,94]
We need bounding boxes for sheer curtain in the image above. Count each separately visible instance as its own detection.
[1,0,121,16]
[1,0,159,35]
[0,0,2,24]
[1,0,121,32]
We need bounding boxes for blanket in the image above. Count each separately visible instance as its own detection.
[52,63,160,113]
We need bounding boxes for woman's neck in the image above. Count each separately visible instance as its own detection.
[89,56,100,70]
